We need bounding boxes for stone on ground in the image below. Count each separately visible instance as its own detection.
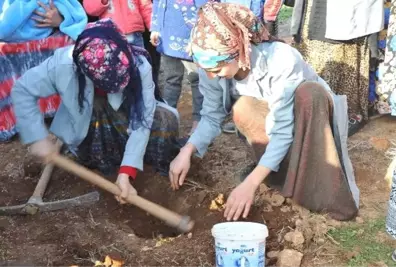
[276,249,303,267]
[284,230,305,248]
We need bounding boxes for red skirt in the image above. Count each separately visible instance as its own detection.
[0,33,72,142]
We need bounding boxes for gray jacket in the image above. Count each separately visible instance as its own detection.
[11,45,156,171]
[188,41,360,207]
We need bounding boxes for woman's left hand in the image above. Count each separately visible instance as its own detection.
[33,0,64,28]
[224,180,258,221]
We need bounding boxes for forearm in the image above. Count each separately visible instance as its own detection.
[244,165,272,187]
[121,127,151,171]
[182,142,198,157]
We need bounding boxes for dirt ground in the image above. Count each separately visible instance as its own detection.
[2,19,396,266]
[1,83,396,266]
[0,84,297,266]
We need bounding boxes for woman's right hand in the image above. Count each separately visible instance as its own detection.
[29,137,57,160]
[150,31,160,47]
[169,144,195,190]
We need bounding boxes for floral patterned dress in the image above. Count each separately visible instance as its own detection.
[377,0,396,115]
[384,2,396,242]
[386,166,396,239]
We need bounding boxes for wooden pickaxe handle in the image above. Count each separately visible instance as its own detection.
[31,139,64,198]
[49,153,194,233]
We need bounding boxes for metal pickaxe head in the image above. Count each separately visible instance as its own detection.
[0,191,100,216]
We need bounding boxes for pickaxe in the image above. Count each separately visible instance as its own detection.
[0,140,99,215]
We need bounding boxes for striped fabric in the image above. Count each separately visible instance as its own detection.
[73,95,180,177]
[0,33,73,142]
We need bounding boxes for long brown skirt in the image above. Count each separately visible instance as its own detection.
[232,82,358,221]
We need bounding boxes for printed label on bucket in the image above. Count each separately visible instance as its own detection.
[215,241,265,267]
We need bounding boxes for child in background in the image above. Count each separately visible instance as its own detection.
[0,0,87,42]
[150,0,207,136]
[83,0,152,47]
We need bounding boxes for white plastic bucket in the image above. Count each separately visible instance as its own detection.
[212,222,269,267]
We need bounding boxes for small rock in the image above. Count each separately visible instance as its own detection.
[280,206,291,212]
[259,184,270,194]
[187,232,193,239]
[263,204,274,212]
[284,230,305,247]
[276,249,303,267]
[267,251,280,259]
[370,137,391,151]
[269,194,285,207]
[292,204,310,218]
[355,216,364,224]
[316,238,325,245]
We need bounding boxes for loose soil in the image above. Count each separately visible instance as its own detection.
[3,91,396,266]
[2,21,396,265]
[0,106,296,266]
[0,72,300,266]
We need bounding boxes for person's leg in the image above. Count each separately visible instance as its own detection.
[162,55,185,108]
[232,82,358,220]
[232,96,270,161]
[182,60,203,134]
[125,32,145,48]
[231,96,269,181]
[222,80,238,134]
[283,82,358,220]
[143,30,161,86]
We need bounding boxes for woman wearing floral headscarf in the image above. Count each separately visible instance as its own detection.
[11,19,180,202]
[169,2,360,221]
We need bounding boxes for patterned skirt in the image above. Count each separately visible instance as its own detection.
[377,0,396,115]
[73,95,180,177]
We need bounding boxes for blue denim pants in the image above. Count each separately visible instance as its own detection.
[161,55,203,122]
[125,32,145,47]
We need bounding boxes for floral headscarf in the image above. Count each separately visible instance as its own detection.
[73,18,147,130]
[190,2,272,70]
[73,18,131,93]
